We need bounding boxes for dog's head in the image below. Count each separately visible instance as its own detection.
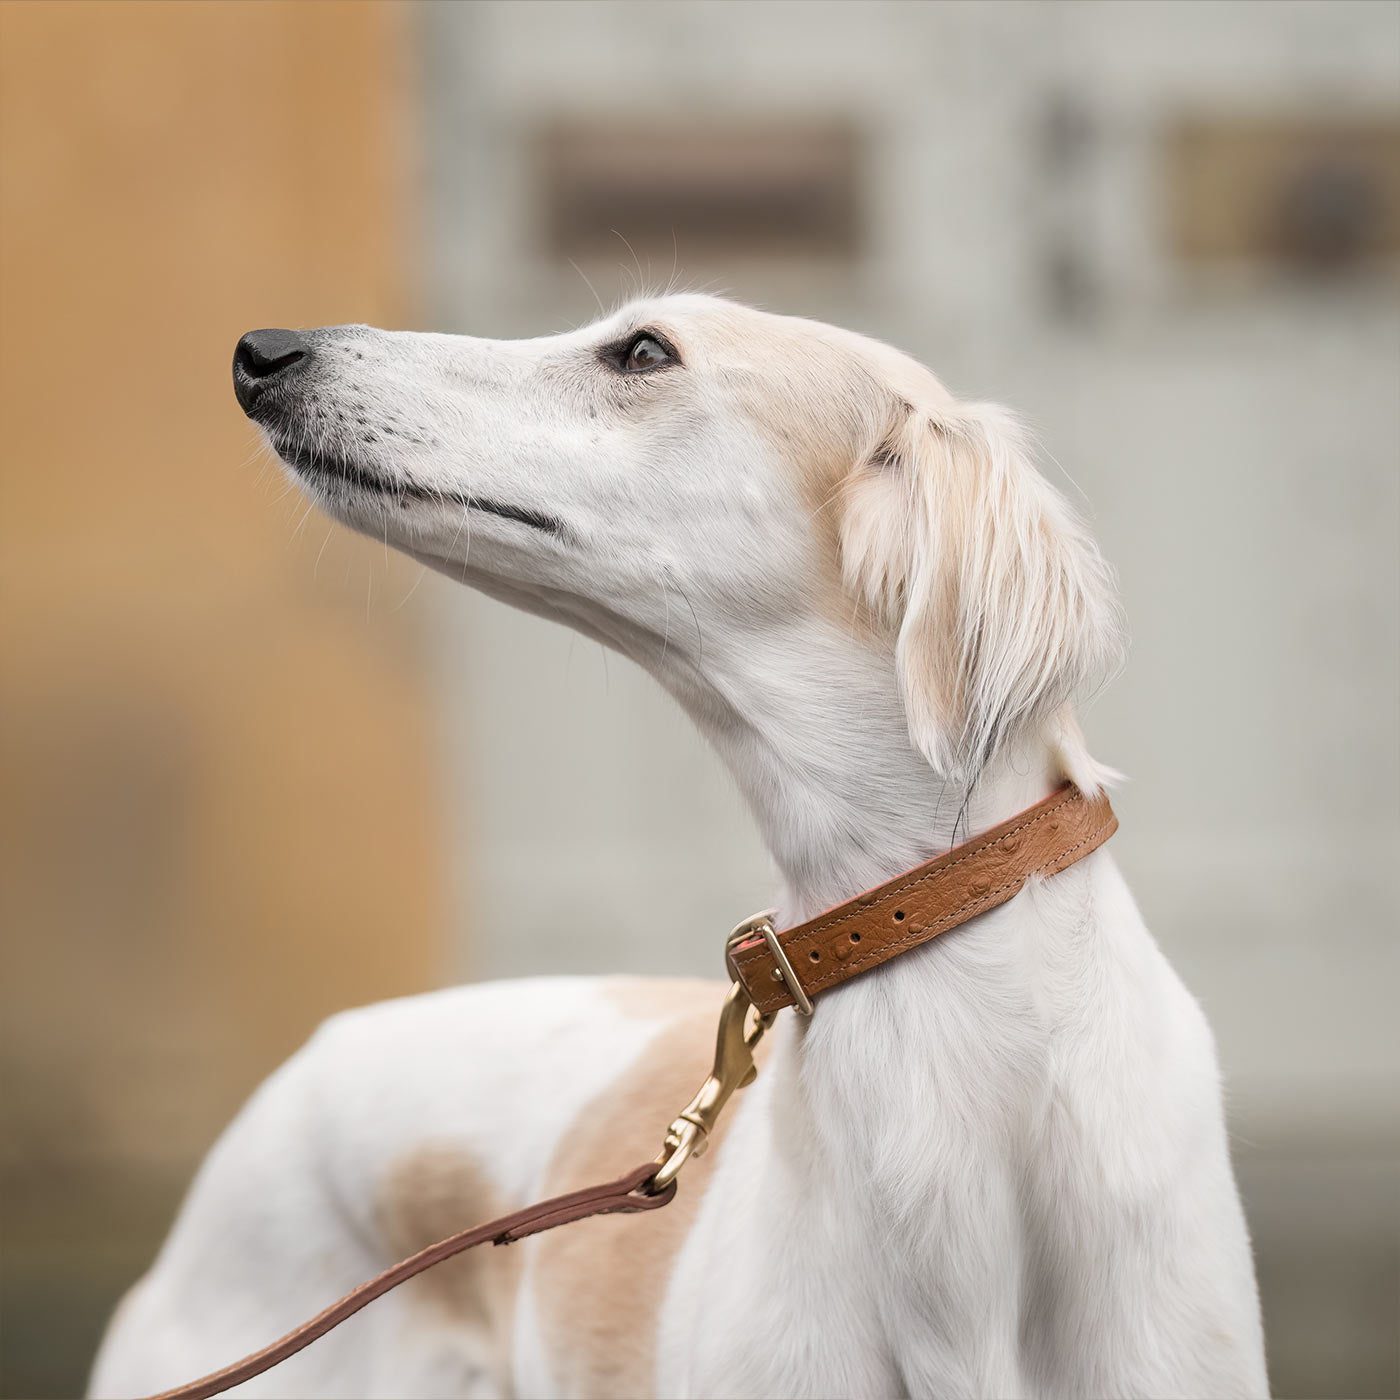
[236,294,1121,783]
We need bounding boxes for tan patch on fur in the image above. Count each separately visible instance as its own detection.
[534,976,770,1397]
[376,1141,522,1386]
[601,974,732,1022]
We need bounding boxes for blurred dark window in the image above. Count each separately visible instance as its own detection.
[1170,116,1400,274]
[536,121,864,262]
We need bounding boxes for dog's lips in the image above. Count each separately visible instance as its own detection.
[276,439,389,496]
[273,436,568,539]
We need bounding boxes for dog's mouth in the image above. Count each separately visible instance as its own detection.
[277,439,567,538]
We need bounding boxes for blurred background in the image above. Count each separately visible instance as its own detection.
[1,2,1396,1395]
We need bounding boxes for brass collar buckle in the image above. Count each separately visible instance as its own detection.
[726,908,814,1016]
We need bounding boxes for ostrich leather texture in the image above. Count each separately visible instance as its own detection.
[729,784,1117,1015]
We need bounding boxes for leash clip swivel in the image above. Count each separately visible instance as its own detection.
[647,914,779,1194]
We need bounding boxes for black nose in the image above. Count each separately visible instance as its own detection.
[233,328,310,411]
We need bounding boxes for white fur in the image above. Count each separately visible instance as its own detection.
[91,296,1267,1398]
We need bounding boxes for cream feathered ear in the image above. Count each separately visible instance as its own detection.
[840,401,1123,783]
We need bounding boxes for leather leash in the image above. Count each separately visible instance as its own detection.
[144,1164,675,1400]
[143,783,1114,1400]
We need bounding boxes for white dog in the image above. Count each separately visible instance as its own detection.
[91,296,1267,1399]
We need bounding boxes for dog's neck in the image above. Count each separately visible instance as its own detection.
[663,614,1119,1224]
[423,554,1087,921]
[663,613,1108,1215]
[666,614,1071,928]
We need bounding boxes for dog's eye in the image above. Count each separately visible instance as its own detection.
[600,329,680,376]
[622,334,674,373]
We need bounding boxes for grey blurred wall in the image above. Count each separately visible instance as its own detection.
[415,4,1398,1395]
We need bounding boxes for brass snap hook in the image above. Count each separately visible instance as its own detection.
[648,979,773,1194]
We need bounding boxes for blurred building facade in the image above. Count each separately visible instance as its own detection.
[1,3,1395,1398]
[419,5,1398,1397]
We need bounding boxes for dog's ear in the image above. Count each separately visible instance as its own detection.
[839,400,1123,782]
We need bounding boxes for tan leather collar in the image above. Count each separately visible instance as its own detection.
[728,784,1117,1015]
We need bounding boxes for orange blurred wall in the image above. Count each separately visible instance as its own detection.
[0,4,444,1390]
